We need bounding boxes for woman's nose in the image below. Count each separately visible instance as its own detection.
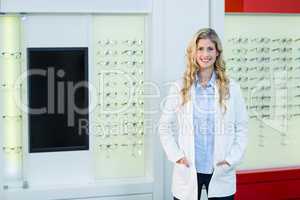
[202,50,209,56]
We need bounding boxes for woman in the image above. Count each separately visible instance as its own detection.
[159,28,248,200]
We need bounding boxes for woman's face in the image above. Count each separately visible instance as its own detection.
[195,38,219,71]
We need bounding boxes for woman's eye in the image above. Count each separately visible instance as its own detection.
[208,47,214,51]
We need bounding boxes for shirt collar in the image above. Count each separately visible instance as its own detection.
[195,71,216,88]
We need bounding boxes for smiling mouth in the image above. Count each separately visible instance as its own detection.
[200,59,211,63]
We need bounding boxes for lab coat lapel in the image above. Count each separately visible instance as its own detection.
[213,83,224,165]
[189,85,195,163]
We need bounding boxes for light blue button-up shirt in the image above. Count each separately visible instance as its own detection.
[193,71,216,174]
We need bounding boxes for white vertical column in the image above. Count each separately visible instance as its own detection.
[210,0,225,41]
[155,0,210,199]
[151,0,164,199]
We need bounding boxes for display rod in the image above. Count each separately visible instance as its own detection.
[0,15,23,187]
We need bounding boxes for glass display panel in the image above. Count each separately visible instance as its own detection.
[92,15,145,178]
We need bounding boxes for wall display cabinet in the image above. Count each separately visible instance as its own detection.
[225,0,300,198]
[0,15,23,187]
[0,13,149,199]
[92,15,146,179]
[224,14,300,170]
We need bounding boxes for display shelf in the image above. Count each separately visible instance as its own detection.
[92,15,146,179]
[0,15,23,188]
[224,14,300,170]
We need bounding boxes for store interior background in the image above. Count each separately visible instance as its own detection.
[1,0,300,199]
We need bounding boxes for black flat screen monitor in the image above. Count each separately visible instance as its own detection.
[28,47,89,153]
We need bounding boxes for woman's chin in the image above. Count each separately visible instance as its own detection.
[198,64,213,70]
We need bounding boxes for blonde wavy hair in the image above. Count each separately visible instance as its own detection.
[181,28,230,111]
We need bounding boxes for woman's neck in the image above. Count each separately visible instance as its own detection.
[198,68,214,87]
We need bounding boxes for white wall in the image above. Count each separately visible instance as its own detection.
[0,0,151,13]
[21,14,93,188]
[210,0,225,40]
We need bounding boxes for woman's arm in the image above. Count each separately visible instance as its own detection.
[158,82,185,163]
[225,83,248,168]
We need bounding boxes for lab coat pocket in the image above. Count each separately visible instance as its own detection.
[174,164,191,184]
[216,164,233,177]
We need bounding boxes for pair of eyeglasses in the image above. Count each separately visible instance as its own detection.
[272,38,293,44]
[0,51,22,59]
[272,47,293,53]
[2,115,22,120]
[122,39,143,47]
[250,47,270,53]
[272,57,293,62]
[97,40,118,46]
[251,37,271,44]
[227,37,248,44]
[97,141,143,158]
[97,50,118,57]
[121,50,144,56]
[2,146,22,154]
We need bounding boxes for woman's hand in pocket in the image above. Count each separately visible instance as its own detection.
[176,157,190,168]
[216,160,230,167]
[216,160,233,175]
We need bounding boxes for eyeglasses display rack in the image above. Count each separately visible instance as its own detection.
[0,14,148,190]
[0,15,23,188]
[92,15,146,179]
[224,14,300,169]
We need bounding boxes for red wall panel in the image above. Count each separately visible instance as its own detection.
[225,0,300,13]
[236,179,300,200]
[225,0,243,13]
[236,168,300,200]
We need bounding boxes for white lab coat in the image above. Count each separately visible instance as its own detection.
[159,78,248,199]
